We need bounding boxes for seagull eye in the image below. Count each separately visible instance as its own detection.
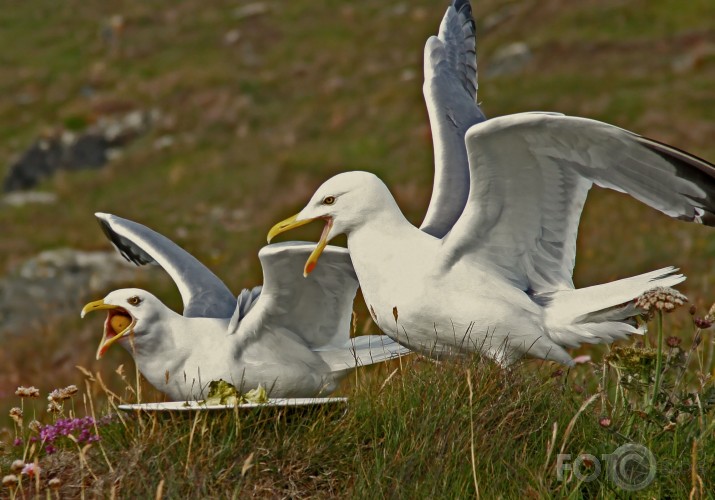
[323,196,336,205]
[127,296,141,306]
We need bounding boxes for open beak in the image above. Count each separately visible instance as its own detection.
[267,213,333,277]
[81,299,136,360]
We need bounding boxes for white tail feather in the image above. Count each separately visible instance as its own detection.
[543,267,684,349]
[316,335,411,374]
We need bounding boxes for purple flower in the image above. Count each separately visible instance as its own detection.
[13,438,23,447]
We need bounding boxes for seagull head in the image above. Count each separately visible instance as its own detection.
[268,171,391,276]
[81,288,166,360]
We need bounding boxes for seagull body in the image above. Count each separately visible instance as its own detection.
[82,213,408,400]
[269,114,715,365]
[266,0,715,365]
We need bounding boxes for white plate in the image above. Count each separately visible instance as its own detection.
[118,397,348,412]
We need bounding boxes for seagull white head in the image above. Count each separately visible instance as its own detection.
[268,171,394,276]
[81,288,166,360]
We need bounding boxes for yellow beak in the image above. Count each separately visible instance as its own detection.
[81,299,135,360]
[267,213,333,277]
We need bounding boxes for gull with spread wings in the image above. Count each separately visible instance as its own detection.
[268,1,715,365]
[82,213,408,399]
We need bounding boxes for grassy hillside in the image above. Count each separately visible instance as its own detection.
[1,0,714,497]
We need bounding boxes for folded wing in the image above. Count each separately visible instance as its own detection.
[444,112,715,292]
[250,242,359,349]
[95,212,237,318]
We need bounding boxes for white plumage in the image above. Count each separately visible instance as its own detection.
[82,213,409,400]
[267,1,715,366]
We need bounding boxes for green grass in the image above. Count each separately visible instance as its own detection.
[1,0,715,497]
[2,306,714,497]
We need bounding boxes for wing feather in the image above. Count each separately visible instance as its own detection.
[95,213,236,318]
[244,242,359,349]
[420,0,486,238]
[445,113,715,292]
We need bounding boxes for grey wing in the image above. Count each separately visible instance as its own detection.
[444,112,715,293]
[95,212,236,318]
[420,0,487,238]
[249,242,358,349]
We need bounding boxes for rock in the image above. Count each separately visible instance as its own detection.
[223,29,241,46]
[0,248,163,336]
[1,191,58,207]
[485,42,532,78]
[3,110,158,193]
[233,3,269,21]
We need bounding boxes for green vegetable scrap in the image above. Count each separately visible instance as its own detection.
[203,380,269,406]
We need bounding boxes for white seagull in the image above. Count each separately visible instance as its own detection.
[268,116,715,365]
[81,213,409,399]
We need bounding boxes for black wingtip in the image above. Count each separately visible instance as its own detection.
[95,215,149,266]
[639,136,715,227]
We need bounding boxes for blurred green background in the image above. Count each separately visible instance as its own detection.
[0,0,714,406]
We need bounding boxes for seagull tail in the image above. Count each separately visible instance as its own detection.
[316,335,411,375]
[542,266,685,349]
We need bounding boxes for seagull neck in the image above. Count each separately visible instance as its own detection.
[347,204,425,257]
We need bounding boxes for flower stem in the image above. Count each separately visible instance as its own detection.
[651,311,664,409]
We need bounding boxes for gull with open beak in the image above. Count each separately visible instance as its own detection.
[81,213,409,400]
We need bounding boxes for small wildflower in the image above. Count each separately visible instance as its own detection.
[599,416,612,428]
[28,420,42,433]
[10,460,24,473]
[21,463,40,478]
[15,386,40,398]
[666,336,682,348]
[572,355,591,365]
[13,437,23,447]
[689,305,697,315]
[694,317,713,329]
[2,475,18,487]
[49,477,61,489]
[47,400,62,414]
[9,407,23,425]
[62,385,78,397]
[635,287,688,313]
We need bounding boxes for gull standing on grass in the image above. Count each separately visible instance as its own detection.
[81,213,409,400]
[267,6,715,366]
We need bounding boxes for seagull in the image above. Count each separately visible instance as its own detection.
[268,116,715,365]
[81,213,409,400]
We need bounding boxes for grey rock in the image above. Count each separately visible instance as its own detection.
[0,248,162,336]
[485,42,532,78]
[2,191,58,207]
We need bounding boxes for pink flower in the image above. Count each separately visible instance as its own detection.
[21,463,40,478]
[572,355,592,365]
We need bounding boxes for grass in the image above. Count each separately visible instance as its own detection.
[1,0,715,497]
[1,302,714,497]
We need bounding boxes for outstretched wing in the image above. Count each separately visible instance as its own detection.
[95,212,236,318]
[242,242,359,349]
[444,112,715,292]
[420,0,487,238]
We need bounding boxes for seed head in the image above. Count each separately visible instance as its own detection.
[10,460,24,473]
[15,386,40,398]
[28,420,42,433]
[49,477,62,489]
[635,287,688,313]
[9,407,23,425]
[2,475,18,488]
[694,317,713,330]
[666,336,682,348]
[47,400,62,414]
